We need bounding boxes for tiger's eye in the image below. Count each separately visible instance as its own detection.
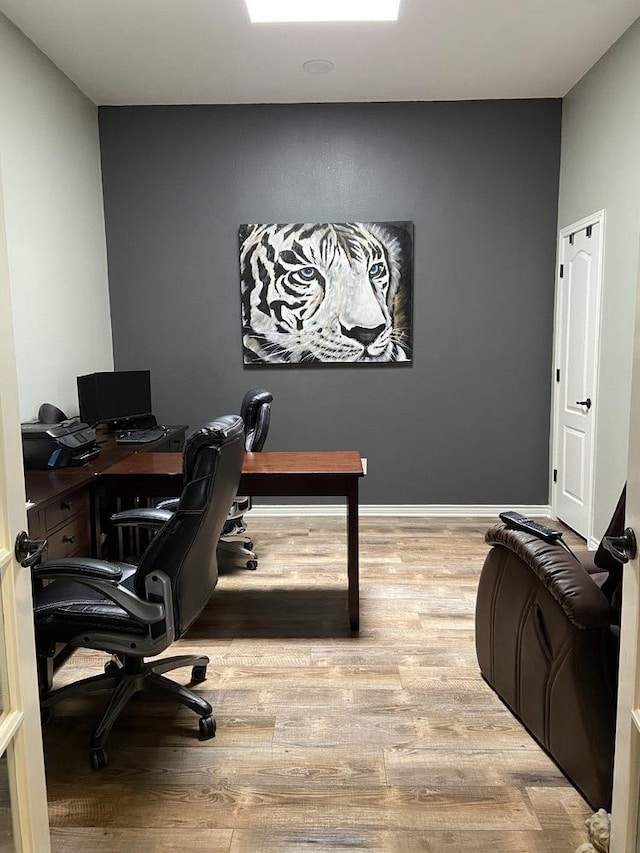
[369,263,385,278]
[298,267,317,281]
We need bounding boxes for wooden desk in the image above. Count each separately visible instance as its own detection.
[25,426,187,562]
[100,450,364,631]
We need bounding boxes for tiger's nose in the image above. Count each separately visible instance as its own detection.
[341,322,385,346]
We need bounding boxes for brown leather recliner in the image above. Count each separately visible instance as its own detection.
[475,492,624,810]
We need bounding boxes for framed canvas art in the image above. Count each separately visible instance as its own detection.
[239,221,413,365]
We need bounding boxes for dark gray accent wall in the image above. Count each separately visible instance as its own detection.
[99,100,561,505]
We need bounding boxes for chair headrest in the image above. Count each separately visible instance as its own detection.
[183,415,244,479]
[240,388,273,426]
[38,402,68,424]
[199,414,245,440]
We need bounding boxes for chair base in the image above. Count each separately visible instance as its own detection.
[218,536,258,570]
[41,652,214,769]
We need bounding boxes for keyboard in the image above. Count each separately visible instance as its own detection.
[116,427,166,445]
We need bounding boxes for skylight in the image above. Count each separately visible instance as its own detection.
[245,0,401,23]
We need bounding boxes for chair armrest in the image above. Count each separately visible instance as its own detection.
[156,498,179,512]
[32,558,123,582]
[485,523,612,629]
[32,558,164,624]
[110,507,173,529]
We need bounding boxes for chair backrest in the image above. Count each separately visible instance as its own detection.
[240,388,273,452]
[134,415,244,636]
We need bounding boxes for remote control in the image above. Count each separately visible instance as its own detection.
[499,511,563,544]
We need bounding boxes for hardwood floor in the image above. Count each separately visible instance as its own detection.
[43,517,591,852]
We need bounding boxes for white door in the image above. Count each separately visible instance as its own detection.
[610,240,640,852]
[0,164,50,847]
[553,212,604,540]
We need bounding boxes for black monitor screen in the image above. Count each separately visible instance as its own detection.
[77,370,152,427]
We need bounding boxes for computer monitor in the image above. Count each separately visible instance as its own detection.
[77,370,153,429]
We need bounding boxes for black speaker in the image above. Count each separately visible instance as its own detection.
[37,403,68,424]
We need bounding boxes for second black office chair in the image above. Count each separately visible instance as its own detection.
[218,387,273,569]
[32,415,245,769]
[112,389,273,568]
[141,388,273,570]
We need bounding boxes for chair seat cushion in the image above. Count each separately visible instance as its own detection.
[34,563,147,643]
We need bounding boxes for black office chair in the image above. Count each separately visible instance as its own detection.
[134,388,273,570]
[32,415,245,770]
[218,388,273,569]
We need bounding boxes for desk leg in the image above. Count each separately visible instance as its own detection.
[347,479,359,632]
[92,485,103,558]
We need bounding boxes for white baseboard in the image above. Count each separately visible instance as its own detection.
[250,503,553,518]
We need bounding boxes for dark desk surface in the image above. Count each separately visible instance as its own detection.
[243,451,363,477]
[101,450,364,477]
[99,450,364,498]
[25,426,187,510]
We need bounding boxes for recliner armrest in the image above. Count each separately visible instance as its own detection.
[485,523,612,629]
[110,507,173,529]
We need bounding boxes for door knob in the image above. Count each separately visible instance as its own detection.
[602,527,637,564]
[14,531,48,567]
[576,398,592,409]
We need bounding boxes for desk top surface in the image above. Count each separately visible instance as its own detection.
[244,451,363,476]
[24,425,187,508]
[101,450,364,478]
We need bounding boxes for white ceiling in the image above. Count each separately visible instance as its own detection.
[1,0,639,106]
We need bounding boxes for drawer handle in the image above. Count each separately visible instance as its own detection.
[62,535,76,545]
[60,500,73,511]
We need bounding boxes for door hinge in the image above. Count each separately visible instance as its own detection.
[553,469,557,483]
[586,225,593,238]
[559,264,564,278]
[556,369,560,382]
[569,233,575,245]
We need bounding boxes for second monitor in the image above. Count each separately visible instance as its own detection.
[77,370,156,430]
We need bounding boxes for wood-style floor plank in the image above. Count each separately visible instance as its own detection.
[43,516,592,852]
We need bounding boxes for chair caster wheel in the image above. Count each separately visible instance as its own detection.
[89,747,108,770]
[104,659,121,675]
[199,715,216,740]
[245,539,253,550]
[246,559,258,570]
[191,664,207,683]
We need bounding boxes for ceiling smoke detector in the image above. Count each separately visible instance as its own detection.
[303,59,335,74]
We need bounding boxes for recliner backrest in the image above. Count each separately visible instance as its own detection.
[133,415,244,635]
[240,388,273,452]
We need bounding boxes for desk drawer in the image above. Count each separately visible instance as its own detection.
[44,489,89,531]
[45,514,91,560]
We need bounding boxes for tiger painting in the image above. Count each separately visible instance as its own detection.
[239,221,413,364]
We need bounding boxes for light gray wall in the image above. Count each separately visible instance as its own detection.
[100,99,561,505]
[0,13,113,422]
[558,17,640,538]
